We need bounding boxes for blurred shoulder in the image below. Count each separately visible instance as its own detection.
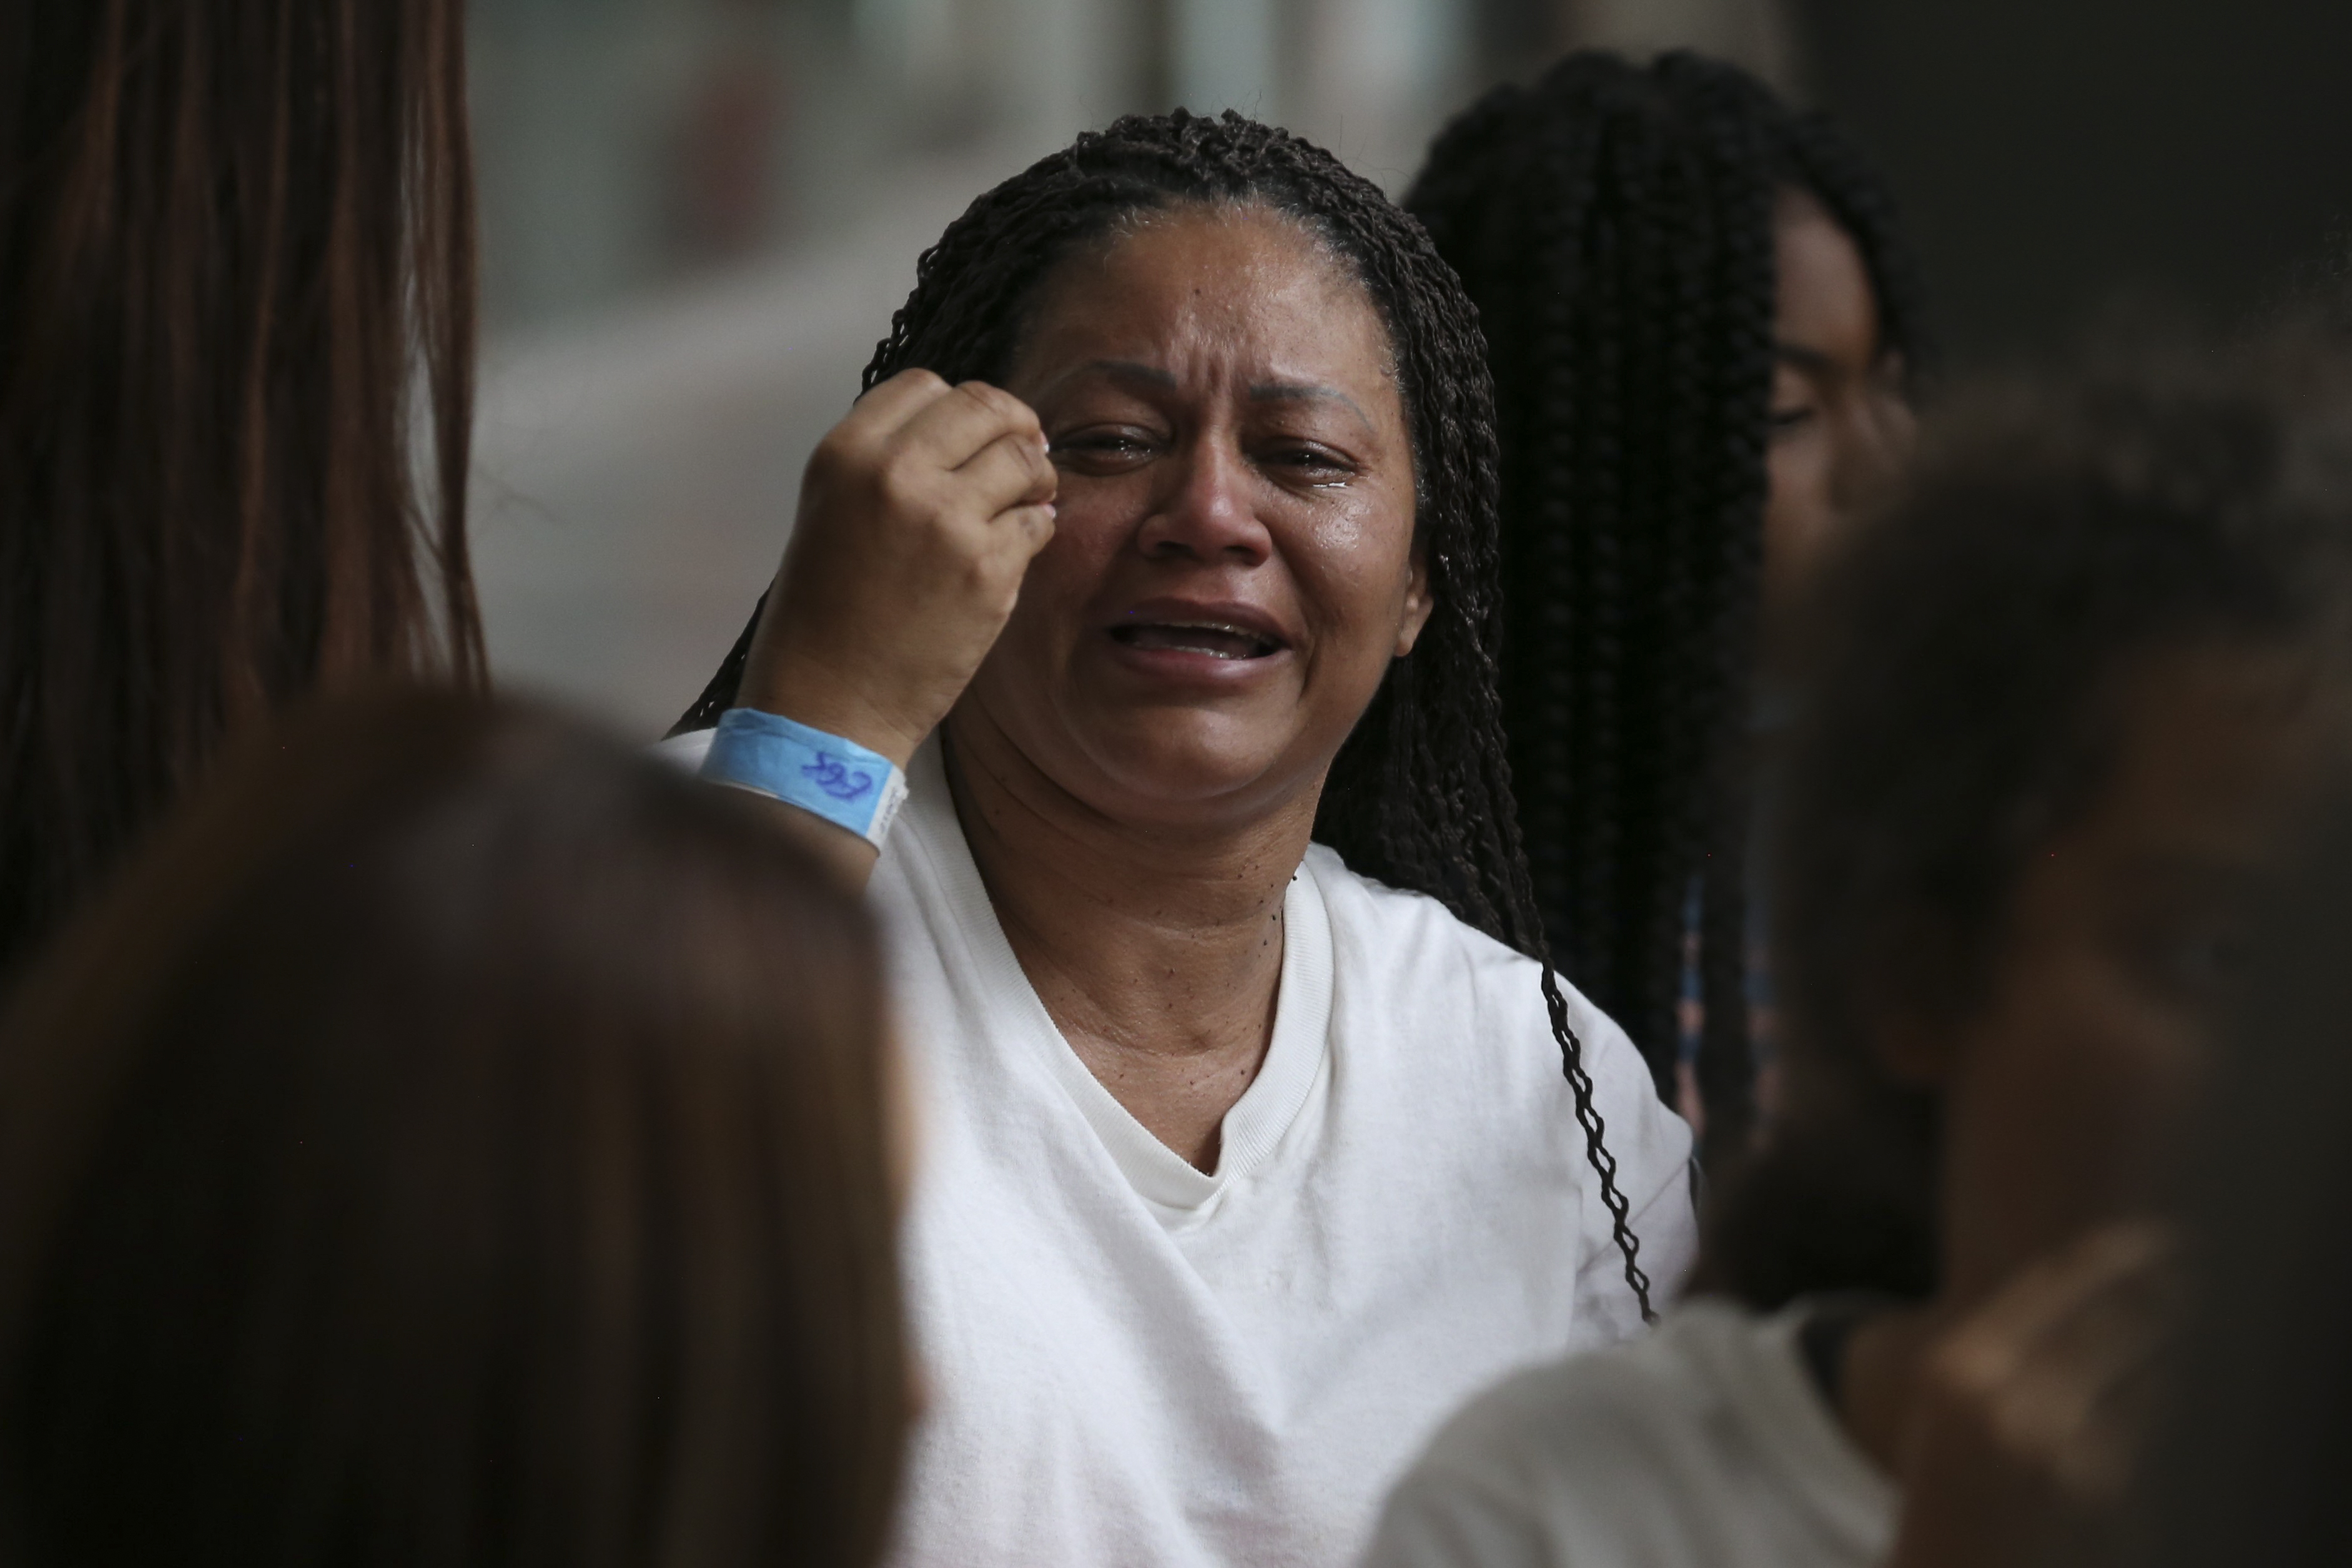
[1414,1299,1774,1471]
[1365,1299,1895,1568]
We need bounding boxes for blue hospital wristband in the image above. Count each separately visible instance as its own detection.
[698,708,910,850]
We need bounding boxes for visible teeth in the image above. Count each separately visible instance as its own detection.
[1117,621,1275,658]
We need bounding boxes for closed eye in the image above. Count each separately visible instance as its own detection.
[1259,442,1357,483]
[1054,427,1161,474]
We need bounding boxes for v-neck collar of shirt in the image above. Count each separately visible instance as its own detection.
[899,739,1335,1221]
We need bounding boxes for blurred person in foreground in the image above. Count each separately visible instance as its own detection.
[2137,802,2352,1568]
[0,691,910,1568]
[0,1,482,985]
[1405,52,1927,1153]
[666,109,1694,1567]
[1363,350,2352,1568]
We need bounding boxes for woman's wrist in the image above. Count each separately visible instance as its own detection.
[699,708,911,850]
[736,638,932,771]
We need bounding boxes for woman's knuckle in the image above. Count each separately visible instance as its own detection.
[963,381,1029,426]
[876,460,931,516]
[808,431,855,476]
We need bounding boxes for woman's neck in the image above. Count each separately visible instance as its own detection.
[942,716,1318,1173]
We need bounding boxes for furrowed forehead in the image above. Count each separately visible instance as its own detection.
[1009,196,1400,379]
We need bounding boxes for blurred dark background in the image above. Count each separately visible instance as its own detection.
[1797,0,2352,366]
[465,0,2352,731]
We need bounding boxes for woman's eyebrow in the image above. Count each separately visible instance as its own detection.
[1032,358,1178,400]
[1250,380,1375,435]
[1035,360,1377,437]
[1095,359,1178,389]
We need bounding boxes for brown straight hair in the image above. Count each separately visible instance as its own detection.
[0,0,484,982]
[0,691,907,1567]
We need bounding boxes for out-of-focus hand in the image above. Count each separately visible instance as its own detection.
[1887,1222,2179,1568]
[738,368,1058,769]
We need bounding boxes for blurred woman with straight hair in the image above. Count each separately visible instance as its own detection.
[0,1,483,983]
[0,691,910,1568]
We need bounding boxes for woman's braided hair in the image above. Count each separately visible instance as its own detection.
[674,109,1656,1318]
[1405,52,1927,1160]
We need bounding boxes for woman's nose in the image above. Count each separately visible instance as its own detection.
[1832,389,1917,515]
[1135,439,1273,566]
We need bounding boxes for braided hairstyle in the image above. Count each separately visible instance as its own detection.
[673,109,1656,1318]
[1405,51,1928,1159]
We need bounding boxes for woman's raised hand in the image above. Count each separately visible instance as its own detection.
[738,368,1058,767]
[1885,1222,2179,1568]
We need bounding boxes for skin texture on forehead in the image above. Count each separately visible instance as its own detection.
[1024,199,1405,447]
[1087,197,1403,368]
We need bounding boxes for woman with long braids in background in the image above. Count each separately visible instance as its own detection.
[0,0,482,987]
[665,110,1694,1566]
[1366,352,2352,1568]
[1405,52,1926,1158]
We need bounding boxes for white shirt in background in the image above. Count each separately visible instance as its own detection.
[1361,1298,1897,1568]
[660,731,1696,1568]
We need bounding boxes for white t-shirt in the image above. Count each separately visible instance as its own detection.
[1361,1298,1898,1568]
[661,732,1696,1567]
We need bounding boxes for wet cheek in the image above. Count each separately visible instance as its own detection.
[1288,502,1413,628]
[1021,496,1127,598]
[983,535,1102,679]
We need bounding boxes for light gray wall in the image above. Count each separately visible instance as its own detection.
[466,0,1487,732]
[465,0,1822,734]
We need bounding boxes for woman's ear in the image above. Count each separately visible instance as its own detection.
[1395,552,1435,657]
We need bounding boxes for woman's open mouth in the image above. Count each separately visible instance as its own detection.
[1110,621,1283,659]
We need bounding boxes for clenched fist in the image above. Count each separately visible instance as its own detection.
[738,368,1059,768]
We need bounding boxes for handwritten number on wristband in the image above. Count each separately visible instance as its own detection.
[805,754,876,802]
